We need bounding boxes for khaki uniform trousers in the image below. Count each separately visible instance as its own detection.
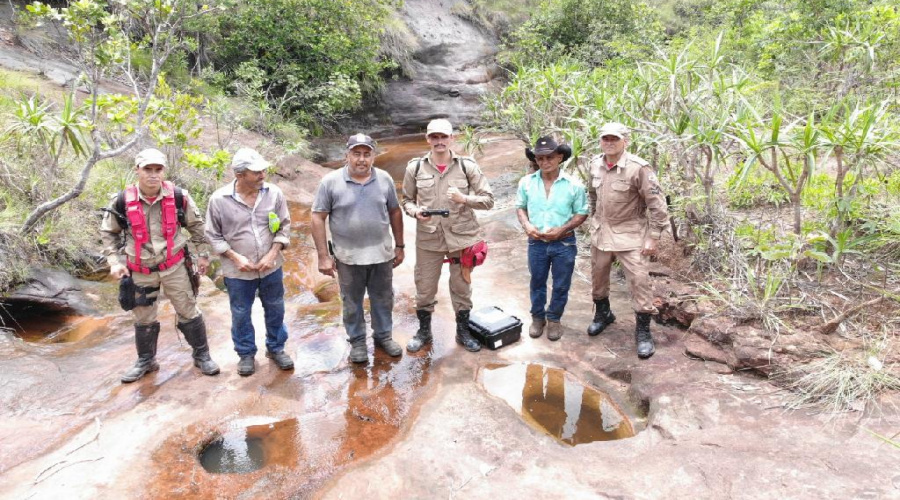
[590,247,657,314]
[414,246,472,313]
[130,261,201,325]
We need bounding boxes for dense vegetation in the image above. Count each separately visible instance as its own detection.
[480,0,900,410]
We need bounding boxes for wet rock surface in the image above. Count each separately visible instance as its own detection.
[0,136,897,499]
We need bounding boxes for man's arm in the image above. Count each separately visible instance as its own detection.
[310,211,336,277]
[205,196,256,272]
[461,160,494,210]
[541,214,588,241]
[389,206,404,268]
[100,197,129,278]
[401,161,422,217]
[517,208,544,240]
[182,191,210,274]
[256,189,291,271]
[638,164,669,255]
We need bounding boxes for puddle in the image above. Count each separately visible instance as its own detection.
[199,418,300,474]
[478,363,635,446]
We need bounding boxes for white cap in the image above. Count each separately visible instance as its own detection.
[135,148,167,168]
[231,148,271,172]
[426,118,453,136]
[599,122,630,139]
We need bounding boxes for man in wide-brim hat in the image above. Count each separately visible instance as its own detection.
[516,135,587,341]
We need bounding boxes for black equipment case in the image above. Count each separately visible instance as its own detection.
[467,306,522,350]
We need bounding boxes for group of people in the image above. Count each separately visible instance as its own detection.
[101,117,668,384]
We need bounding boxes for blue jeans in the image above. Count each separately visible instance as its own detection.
[528,235,577,322]
[335,260,394,344]
[224,267,289,357]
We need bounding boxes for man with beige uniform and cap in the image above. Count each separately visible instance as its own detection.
[402,119,494,353]
[587,123,669,359]
[101,148,220,382]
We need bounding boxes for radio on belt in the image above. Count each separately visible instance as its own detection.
[467,306,522,350]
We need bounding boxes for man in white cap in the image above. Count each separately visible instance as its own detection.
[206,148,293,376]
[586,123,669,359]
[101,147,220,383]
[311,134,405,364]
[401,119,494,353]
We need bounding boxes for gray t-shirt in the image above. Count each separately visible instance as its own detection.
[312,166,399,265]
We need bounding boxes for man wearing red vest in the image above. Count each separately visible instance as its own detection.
[100,148,220,382]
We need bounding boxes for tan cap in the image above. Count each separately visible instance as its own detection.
[426,118,453,136]
[599,122,630,139]
[232,148,270,172]
[135,148,167,168]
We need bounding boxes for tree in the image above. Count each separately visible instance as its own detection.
[19,0,216,235]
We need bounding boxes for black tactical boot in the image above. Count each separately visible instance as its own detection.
[635,312,655,359]
[455,310,481,352]
[121,322,160,383]
[406,310,433,353]
[587,298,616,336]
[177,315,220,376]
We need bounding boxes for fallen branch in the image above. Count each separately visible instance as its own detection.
[817,296,884,335]
[33,457,104,485]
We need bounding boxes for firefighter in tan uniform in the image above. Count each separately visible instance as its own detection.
[401,119,494,353]
[101,148,220,382]
[587,123,669,359]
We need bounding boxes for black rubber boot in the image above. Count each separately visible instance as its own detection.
[587,298,616,336]
[455,310,481,352]
[177,315,220,376]
[121,322,160,383]
[635,312,655,359]
[406,310,433,353]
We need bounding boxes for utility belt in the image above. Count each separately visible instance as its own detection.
[126,248,185,274]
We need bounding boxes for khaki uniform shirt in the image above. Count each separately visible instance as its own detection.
[401,151,494,253]
[205,181,292,280]
[587,152,669,251]
[100,184,209,277]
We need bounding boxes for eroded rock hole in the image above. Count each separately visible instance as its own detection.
[199,418,300,474]
[478,363,636,446]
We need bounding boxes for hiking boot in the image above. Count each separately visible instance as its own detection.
[406,310,433,353]
[177,315,220,376]
[635,312,655,359]
[349,340,368,364]
[237,356,256,376]
[121,322,160,383]
[266,350,294,370]
[587,298,616,336]
[455,310,481,352]
[376,337,402,357]
[546,320,562,341]
[529,318,546,338]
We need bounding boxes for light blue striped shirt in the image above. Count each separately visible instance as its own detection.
[516,171,588,232]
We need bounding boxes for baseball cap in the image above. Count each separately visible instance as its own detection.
[346,133,376,150]
[599,122,630,139]
[426,119,453,136]
[231,148,271,172]
[135,148,167,168]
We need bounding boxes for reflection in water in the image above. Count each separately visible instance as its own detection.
[479,364,635,446]
[11,315,114,344]
[200,418,300,474]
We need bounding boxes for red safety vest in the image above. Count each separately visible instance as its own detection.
[124,181,184,274]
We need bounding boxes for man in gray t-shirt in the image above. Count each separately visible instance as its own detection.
[311,133,405,364]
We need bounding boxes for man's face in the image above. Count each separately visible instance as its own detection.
[135,163,165,193]
[535,152,563,173]
[426,133,451,155]
[601,135,627,157]
[346,145,374,176]
[236,169,266,191]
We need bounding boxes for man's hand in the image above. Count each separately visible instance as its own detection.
[641,237,659,256]
[256,248,280,272]
[231,252,258,272]
[110,263,129,279]
[197,256,210,275]
[447,186,467,204]
[393,247,405,268]
[523,222,543,240]
[318,255,337,277]
[415,207,431,220]
[541,226,567,242]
